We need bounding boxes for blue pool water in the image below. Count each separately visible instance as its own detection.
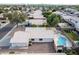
[57,36,66,46]
[57,33,72,47]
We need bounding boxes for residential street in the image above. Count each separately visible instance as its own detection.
[0,23,15,40]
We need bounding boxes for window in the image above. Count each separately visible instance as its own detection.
[39,38,43,41]
[31,38,34,41]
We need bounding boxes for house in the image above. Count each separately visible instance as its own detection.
[62,15,79,32]
[0,13,10,29]
[25,19,46,25]
[64,8,77,14]
[25,27,54,42]
[0,13,7,24]
[27,9,46,25]
[10,27,72,52]
[54,11,79,32]
[28,9,45,19]
[57,23,74,31]
[10,27,55,49]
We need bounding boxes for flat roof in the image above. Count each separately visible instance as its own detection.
[53,11,63,15]
[10,31,29,43]
[58,23,72,28]
[25,27,54,38]
[26,19,46,25]
[54,11,79,22]
[10,27,55,43]
[29,10,45,19]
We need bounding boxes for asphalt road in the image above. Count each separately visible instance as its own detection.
[0,23,15,40]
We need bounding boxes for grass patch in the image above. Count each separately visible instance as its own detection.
[64,30,79,41]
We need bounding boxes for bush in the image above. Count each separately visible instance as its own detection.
[38,24,48,27]
[28,17,34,19]
[31,24,37,27]
[65,49,78,55]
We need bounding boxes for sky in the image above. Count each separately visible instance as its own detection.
[0,0,79,5]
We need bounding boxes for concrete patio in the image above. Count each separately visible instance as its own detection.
[0,42,55,54]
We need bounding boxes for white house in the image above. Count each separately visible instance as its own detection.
[54,11,79,32]
[25,27,54,42]
[57,23,72,29]
[62,15,79,31]
[26,9,46,25]
[28,9,45,19]
[64,8,77,13]
[10,27,72,51]
[10,27,55,49]
[26,19,46,25]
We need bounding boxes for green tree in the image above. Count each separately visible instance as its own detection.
[47,13,61,27]
[42,11,52,18]
[7,11,26,27]
[0,8,4,13]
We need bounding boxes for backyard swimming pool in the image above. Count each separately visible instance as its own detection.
[57,36,66,46]
[57,34,72,47]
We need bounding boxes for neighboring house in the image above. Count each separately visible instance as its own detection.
[62,15,79,32]
[27,9,46,25]
[26,19,46,25]
[57,23,73,31]
[28,9,45,19]
[4,7,11,10]
[0,14,7,24]
[0,13,9,29]
[74,12,79,16]
[64,8,77,14]
[0,17,7,23]
[54,11,79,32]
[32,10,45,19]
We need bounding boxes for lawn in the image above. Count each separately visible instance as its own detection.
[65,31,79,41]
